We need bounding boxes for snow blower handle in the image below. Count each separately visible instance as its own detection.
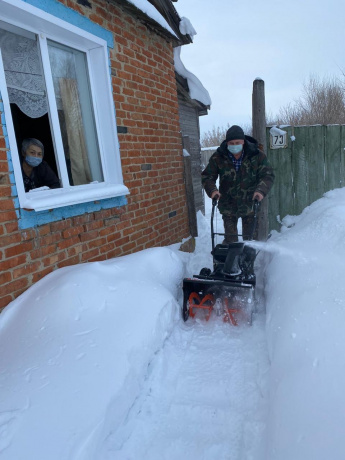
[212,191,220,208]
[252,199,260,217]
[249,199,261,240]
[211,196,219,253]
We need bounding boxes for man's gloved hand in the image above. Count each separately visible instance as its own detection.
[253,191,264,202]
[211,190,221,200]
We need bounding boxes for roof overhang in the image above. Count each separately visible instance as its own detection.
[175,72,209,116]
[115,0,191,45]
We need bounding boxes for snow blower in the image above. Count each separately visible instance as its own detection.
[182,199,260,326]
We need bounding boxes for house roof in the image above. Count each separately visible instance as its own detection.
[118,0,192,45]
[147,0,192,44]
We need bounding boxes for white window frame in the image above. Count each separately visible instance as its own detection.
[0,0,129,211]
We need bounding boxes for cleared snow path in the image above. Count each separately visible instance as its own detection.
[98,205,270,460]
[99,312,269,460]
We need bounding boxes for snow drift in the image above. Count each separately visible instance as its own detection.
[263,187,345,460]
[0,248,184,460]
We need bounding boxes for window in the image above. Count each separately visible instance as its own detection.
[0,0,128,211]
[48,40,104,186]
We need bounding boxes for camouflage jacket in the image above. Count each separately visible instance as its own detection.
[201,135,275,217]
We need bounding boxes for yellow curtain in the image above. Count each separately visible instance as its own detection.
[59,78,92,185]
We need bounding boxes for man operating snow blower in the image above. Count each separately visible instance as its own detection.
[201,125,274,243]
[181,125,274,324]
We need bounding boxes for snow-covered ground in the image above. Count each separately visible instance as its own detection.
[263,188,345,460]
[1,188,345,459]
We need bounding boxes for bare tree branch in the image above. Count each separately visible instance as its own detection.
[270,75,345,126]
[201,123,252,147]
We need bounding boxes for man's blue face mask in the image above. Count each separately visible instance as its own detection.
[227,144,243,155]
[25,155,42,167]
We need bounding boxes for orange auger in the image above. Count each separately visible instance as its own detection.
[222,297,241,326]
[188,293,244,326]
[188,292,214,321]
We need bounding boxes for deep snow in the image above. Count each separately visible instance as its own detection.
[1,187,345,459]
[262,188,345,460]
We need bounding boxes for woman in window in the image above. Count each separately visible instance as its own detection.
[21,138,60,192]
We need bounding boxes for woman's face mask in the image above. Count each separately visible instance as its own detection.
[24,144,43,168]
[25,155,42,167]
[227,144,243,155]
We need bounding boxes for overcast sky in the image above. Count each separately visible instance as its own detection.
[175,0,345,135]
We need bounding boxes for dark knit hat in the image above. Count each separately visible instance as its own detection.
[226,125,245,142]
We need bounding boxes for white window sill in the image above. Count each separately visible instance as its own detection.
[21,183,129,212]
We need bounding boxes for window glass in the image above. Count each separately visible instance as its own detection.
[47,41,103,186]
[0,22,59,183]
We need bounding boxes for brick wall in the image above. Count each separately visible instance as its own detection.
[0,0,190,310]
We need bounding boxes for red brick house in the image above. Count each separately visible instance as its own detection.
[0,0,209,309]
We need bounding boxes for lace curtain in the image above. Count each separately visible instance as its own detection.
[0,28,48,118]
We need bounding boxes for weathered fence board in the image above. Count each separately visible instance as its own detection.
[267,142,281,232]
[339,126,345,187]
[291,126,308,216]
[308,125,325,205]
[325,125,342,191]
[267,124,345,232]
[278,126,294,223]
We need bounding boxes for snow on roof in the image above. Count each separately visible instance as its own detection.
[126,0,177,37]
[174,46,212,107]
[179,17,197,40]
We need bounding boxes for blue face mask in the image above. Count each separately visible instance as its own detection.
[228,144,243,155]
[25,155,42,167]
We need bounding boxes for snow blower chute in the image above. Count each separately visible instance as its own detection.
[182,199,260,325]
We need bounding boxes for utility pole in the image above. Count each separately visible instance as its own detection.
[252,78,268,241]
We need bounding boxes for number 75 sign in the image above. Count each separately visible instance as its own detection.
[269,128,288,149]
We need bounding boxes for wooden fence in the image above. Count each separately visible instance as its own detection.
[201,147,217,168]
[266,125,345,231]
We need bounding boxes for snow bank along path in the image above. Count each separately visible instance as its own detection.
[0,248,184,460]
[263,188,345,460]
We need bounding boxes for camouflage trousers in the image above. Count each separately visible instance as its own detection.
[222,215,258,243]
